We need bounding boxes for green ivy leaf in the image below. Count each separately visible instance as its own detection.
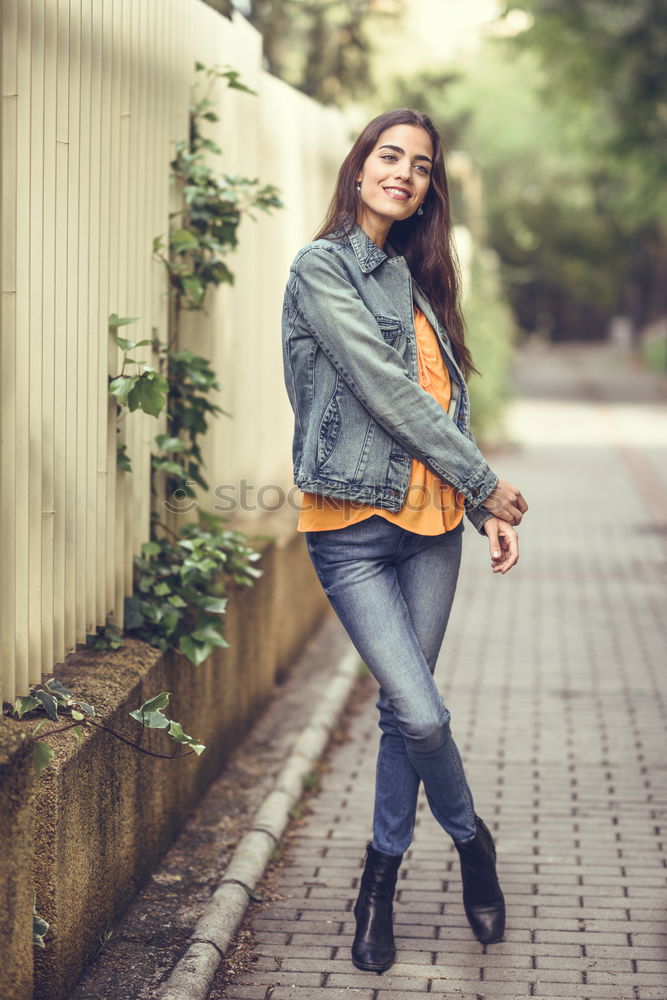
[33,894,49,947]
[168,594,187,608]
[181,275,205,305]
[44,678,74,702]
[126,371,167,417]
[168,720,205,755]
[116,443,132,472]
[171,228,200,251]
[152,459,186,476]
[14,696,39,719]
[78,701,96,718]
[141,541,161,557]
[34,691,58,721]
[108,313,139,329]
[133,709,170,729]
[202,597,228,614]
[155,434,188,453]
[136,691,170,714]
[71,709,84,721]
[109,374,136,407]
[178,635,213,667]
[191,621,228,648]
[34,741,55,775]
[112,334,154,353]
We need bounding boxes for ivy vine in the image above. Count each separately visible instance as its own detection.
[105,62,282,667]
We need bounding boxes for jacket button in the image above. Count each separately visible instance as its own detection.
[470,487,479,499]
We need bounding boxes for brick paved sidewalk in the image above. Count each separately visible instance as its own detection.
[224,344,667,1000]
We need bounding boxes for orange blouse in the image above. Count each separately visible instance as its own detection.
[297,306,466,535]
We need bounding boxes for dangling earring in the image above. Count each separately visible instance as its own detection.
[417,204,424,216]
[356,181,361,192]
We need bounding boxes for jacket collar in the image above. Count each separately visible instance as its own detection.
[347,223,392,273]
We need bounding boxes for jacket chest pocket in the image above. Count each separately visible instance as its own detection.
[375,315,404,344]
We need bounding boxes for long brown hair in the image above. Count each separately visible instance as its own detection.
[314,109,477,379]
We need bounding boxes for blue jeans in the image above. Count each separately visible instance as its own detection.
[305,515,477,856]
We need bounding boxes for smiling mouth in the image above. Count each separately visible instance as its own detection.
[383,186,411,201]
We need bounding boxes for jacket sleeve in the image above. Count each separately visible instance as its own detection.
[287,245,498,510]
[460,424,495,535]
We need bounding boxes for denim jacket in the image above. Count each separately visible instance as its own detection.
[281,223,498,534]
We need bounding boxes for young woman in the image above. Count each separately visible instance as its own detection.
[281,109,528,973]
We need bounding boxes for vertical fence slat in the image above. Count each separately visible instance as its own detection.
[28,1,46,684]
[96,0,112,626]
[0,0,19,704]
[51,0,71,666]
[114,0,131,626]
[136,0,151,558]
[40,0,58,674]
[64,0,81,655]
[85,3,102,634]
[15,0,33,692]
[75,0,91,640]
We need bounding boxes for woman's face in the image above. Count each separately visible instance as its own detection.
[355,123,433,245]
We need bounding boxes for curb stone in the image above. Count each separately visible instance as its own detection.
[157,648,362,1000]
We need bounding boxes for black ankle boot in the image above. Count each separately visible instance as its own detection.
[351,843,402,972]
[454,816,505,944]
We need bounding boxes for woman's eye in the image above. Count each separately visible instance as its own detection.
[381,153,397,162]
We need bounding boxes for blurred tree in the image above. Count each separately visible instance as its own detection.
[238,0,404,105]
[386,5,666,343]
[498,0,667,340]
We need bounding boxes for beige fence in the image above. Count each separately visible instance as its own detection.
[0,0,349,703]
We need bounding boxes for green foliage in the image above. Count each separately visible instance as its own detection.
[87,622,124,651]
[156,63,282,312]
[129,691,205,755]
[504,0,667,229]
[124,522,261,666]
[156,349,226,496]
[6,677,206,774]
[464,251,517,441]
[103,62,280,665]
[33,893,49,948]
[242,0,403,106]
[406,43,628,339]
[487,1,667,336]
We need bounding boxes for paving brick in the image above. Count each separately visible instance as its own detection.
[271,992,374,1000]
[532,986,641,998]
[220,989,268,1000]
[636,959,667,972]
[234,970,322,987]
[327,972,431,990]
[254,945,334,961]
[429,980,533,996]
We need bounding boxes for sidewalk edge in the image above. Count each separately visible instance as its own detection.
[157,647,362,1000]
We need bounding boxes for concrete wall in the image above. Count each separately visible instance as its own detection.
[1,517,328,1000]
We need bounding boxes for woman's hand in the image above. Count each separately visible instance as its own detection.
[481,479,528,525]
[483,517,520,574]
